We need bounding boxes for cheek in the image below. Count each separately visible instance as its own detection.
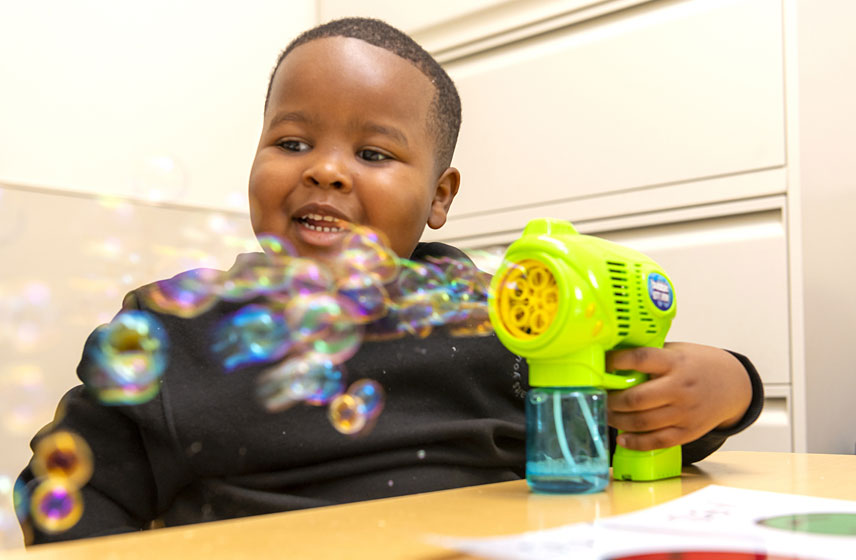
[248,158,289,230]
[383,192,434,255]
[248,196,264,232]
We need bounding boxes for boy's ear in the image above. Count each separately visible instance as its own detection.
[427,167,461,230]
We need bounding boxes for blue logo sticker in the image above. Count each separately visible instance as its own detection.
[647,272,673,311]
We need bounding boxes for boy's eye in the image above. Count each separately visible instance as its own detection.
[279,139,310,152]
[358,149,391,162]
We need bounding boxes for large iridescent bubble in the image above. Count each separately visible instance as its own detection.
[212,304,291,371]
[335,273,390,324]
[333,226,399,283]
[142,268,222,318]
[219,253,295,302]
[31,431,93,488]
[256,353,345,412]
[257,233,297,261]
[81,310,168,405]
[29,479,82,534]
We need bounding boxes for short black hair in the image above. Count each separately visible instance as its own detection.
[264,17,461,172]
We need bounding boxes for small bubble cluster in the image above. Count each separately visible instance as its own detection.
[80,310,169,405]
[133,224,494,434]
[20,431,94,534]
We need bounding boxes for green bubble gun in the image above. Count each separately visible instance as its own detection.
[487,218,681,488]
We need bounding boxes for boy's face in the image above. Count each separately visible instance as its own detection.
[249,37,459,261]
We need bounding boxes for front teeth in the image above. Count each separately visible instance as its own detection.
[300,213,345,233]
[305,213,338,223]
[304,223,343,233]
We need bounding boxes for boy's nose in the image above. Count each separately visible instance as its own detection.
[302,153,352,192]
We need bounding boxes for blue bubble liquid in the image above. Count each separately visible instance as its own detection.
[525,387,609,494]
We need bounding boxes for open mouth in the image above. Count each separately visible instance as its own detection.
[295,213,348,233]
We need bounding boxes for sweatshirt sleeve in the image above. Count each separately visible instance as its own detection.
[18,291,185,545]
[17,384,160,543]
[679,350,765,464]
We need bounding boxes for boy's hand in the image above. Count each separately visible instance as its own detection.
[605,342,752,451]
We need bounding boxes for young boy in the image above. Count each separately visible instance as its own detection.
[18,17,762,545]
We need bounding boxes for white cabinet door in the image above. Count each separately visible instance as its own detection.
[720,391,792,452]
[447,0,786,218]
[596,209,790,386]
[585,208,792,452]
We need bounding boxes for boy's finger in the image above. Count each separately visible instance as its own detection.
[616,426,686,452]
[607,375,675,412]
[605,346,675,376]
[607,404,678,433]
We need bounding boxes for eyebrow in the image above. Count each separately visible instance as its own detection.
[359,122,409,148]
[267,111,410,148]
[268,111,310,129]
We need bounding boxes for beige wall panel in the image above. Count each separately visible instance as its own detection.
[446,0,786,219]
[0,183,257,548]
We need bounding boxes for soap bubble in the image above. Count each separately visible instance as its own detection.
[328,394,366,435]
[256,353,344,412]
[95,311,168,385]
[334,227,399,283]
[328,379,385,436]
[29,478,83,534]
[336,273,389,323]
[285,292,355,345]
[211,304,291,372]
[283,258,335,297]
[13,478,28,520]
[31,431,93,488]
[392,260,446,297]
[429,256,491,306]
[446,303,492,337]
[82,310,168,405]
[348,379,384,418]
[142,268,222,318]
[257,233,297,260]
[310,320,363,365]
[219,253,292,302]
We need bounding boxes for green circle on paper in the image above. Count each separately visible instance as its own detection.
[758,512,856,536]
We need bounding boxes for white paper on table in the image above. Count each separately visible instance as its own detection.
[428,485,856,560]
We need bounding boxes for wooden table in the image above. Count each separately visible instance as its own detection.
[7,451,856,559]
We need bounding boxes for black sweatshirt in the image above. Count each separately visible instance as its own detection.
[18,242,764,544]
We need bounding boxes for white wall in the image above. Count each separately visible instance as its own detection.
[796,0,856,454]
[0,0,316,211]
[0,1,316,549]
